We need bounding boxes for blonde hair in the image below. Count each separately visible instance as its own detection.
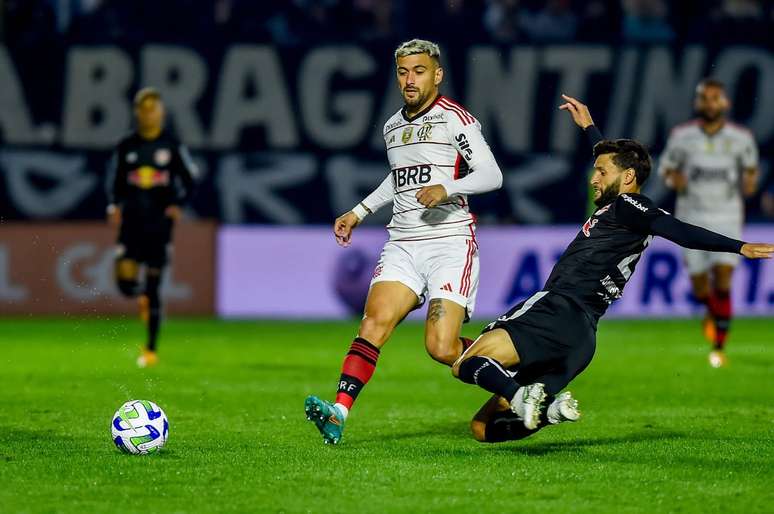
[394,39,441,64]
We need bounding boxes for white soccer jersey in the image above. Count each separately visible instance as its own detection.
[364,95,500,242]
[658,120,758,225]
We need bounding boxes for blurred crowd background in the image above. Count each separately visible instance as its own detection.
[2,0,773,225]
[3,0,774,47]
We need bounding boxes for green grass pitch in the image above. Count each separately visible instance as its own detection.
[1,317,772,513]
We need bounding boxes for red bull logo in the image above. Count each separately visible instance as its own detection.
[128,166,170,189]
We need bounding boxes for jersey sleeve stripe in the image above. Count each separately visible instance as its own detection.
[439,100,474,125]
[439,97,475,124]
[438,98,474,125]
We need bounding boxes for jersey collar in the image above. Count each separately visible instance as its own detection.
[401,94,441,123]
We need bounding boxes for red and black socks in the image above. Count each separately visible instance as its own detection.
[710,289,732,349]
[334,337,381,417]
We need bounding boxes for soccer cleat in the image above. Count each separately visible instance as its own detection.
[510,383,547,430]
[304,396,345,445]
[708,349,728,368]
[138,294,150,324]
[547,391,581,424]
[702,313,716,343]
[137,348,158,368]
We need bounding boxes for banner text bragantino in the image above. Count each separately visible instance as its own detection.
[1,44,772,223]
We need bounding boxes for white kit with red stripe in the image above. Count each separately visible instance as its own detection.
[361,95,502,318]
[376,95,498,242]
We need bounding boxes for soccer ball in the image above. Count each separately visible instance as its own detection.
[111,400,169,454]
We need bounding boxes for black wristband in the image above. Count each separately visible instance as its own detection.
[584,125,604,149]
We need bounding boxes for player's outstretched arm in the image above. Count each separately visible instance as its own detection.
[334,173,394,247]
[616,194,773,259]
[650,214,773,258]
[333,211,361,248]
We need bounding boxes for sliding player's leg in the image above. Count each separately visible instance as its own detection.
[451,328,545,430]
[470,390,580,443]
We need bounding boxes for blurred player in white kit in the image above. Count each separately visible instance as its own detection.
[659,78,760,367]
[304,39,503,444]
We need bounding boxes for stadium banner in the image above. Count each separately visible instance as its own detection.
[0,222,216,315]
[217,225,774,319]
[0,43,773,225]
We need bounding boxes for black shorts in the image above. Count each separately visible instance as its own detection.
[483,291,596,394]
[117,223,172,269]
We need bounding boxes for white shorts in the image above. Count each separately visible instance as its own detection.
[370,237,479,320]
[679,217,742,275]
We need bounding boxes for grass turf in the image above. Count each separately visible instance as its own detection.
[0,317,772,513]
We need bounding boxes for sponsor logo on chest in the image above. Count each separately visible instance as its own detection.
[582,217,598,237]
[392,164,431,188]
[417,123,433,141]
[128,166,170,189]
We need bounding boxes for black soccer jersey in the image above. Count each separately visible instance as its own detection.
[545,191,744,323]
[109,130,196,229]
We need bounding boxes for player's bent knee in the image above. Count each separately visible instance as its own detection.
[425,333,461,366]
[451,356,467,378]
[470,419,487,442]
[115,258,139,281]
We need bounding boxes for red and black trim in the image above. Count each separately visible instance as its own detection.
[348,337,380,365]
[335,337,382,410]
[453,152,471,180]
[438,96,475,126]
[458,239,476,297]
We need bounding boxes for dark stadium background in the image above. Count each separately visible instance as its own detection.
[2,3,774,514]
[1,1,773,319]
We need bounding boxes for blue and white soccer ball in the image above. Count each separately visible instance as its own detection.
[111,400,169,454]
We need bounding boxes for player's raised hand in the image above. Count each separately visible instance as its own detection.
[740,243,774,259]
[333,211,361,247]
[416,184,448,208]
[558,94,595,129]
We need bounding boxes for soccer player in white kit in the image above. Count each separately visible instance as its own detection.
[305,39,504,444]
[659,79,760,367]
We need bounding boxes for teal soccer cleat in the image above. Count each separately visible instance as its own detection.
[304,396,346,445]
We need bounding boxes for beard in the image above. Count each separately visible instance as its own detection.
[403,88,425,107]
[697,109,723,123]
[594,177,622,207]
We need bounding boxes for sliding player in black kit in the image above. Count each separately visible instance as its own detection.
[107,88,196,367]
[450,95,774,443]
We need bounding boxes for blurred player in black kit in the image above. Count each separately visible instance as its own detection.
[452,95,774,443]
[107,88,196,367]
